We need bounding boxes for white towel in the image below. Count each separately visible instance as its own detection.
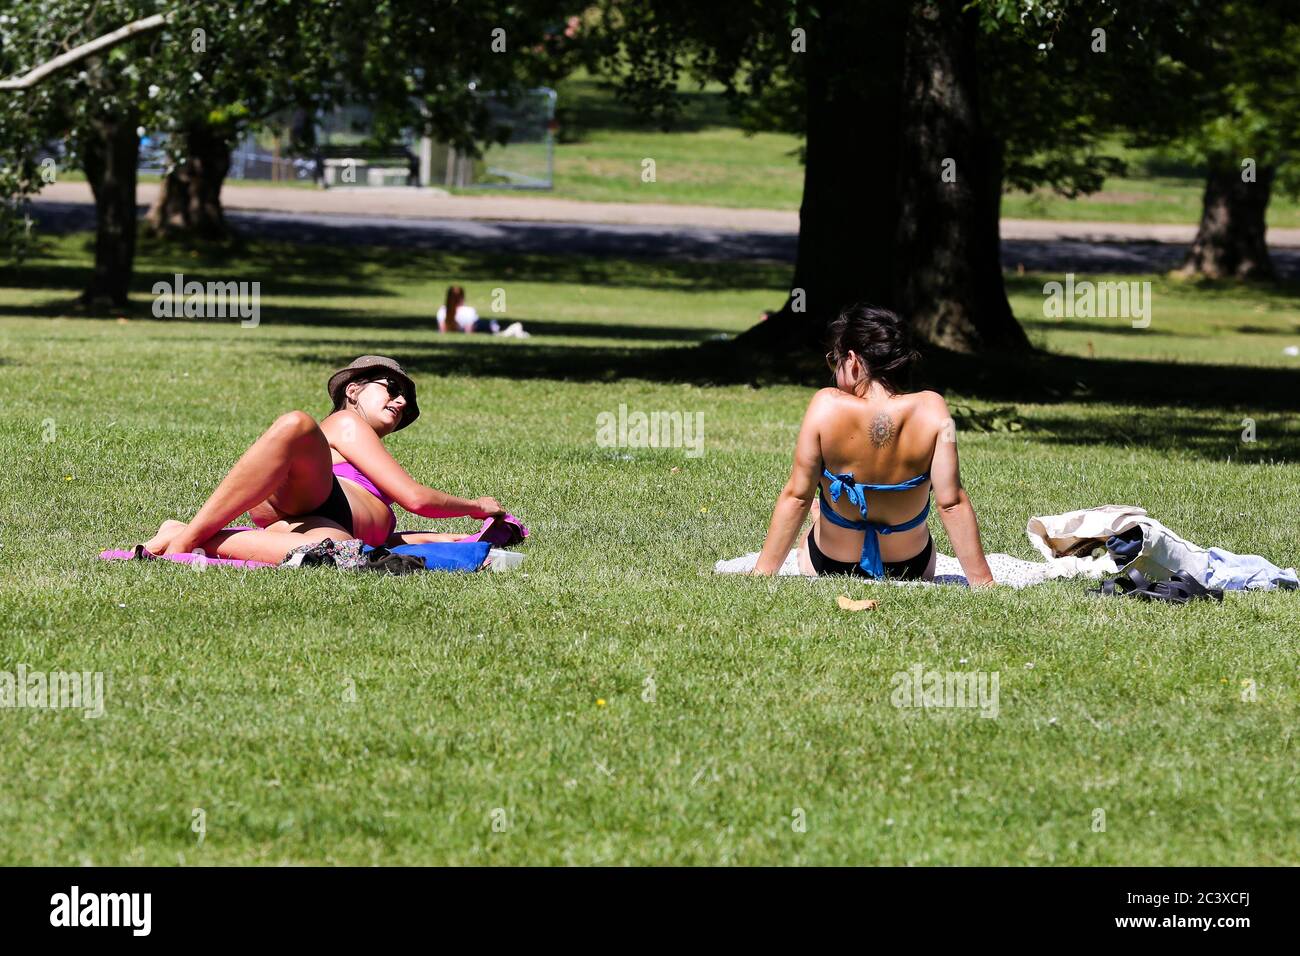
[712,550,1054,588]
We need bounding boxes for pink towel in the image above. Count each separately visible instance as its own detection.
[459,514,529,547]
[99,516,527,569]
[98,547,275,569]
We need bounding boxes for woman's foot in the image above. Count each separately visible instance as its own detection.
[141,520,187,556]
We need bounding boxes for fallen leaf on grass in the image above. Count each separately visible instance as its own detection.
[837,595,878,612]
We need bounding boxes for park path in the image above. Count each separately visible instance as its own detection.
[35,179,1300,246]
[27,180,1300,278]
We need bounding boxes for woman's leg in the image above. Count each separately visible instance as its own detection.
[164,411,334,555]
[189,522,348,561]
[192,519,352,563]
[383,530,472,547]
[919,538,939,583]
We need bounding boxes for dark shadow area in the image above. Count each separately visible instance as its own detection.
[0,259,400,301]
[1003,237,1300,281]
[0,298,422,328]
[0,297,728,341]
[1235,323,1300,336]
[30,201,1300,281]
[27,202,799,266]
[292,341,694,386]
[1004,272,1300,310]
[486,317,725,341]
[919,346,1300,416]
[222,211,799,264]
[1020,318,1179,337]
[1024,408,1299,460]
[19,208,795,291]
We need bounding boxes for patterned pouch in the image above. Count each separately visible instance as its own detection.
[279,537,370,569]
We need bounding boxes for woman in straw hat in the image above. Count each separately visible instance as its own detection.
[140,355,507,563]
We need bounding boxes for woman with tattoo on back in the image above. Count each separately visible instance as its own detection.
[753,304,995,585]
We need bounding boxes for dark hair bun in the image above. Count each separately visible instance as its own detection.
[825,304,920,393]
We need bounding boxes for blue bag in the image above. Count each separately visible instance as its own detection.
[362,541,491,572]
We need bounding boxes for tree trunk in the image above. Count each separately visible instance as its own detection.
[894,2,1028,352]
[1178,164,1275,279]
[147,124,233,239]
[735,1,1027,356]
[734,2,906,352]
[79,110,140,308]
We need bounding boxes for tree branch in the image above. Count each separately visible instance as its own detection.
[0,13,170,91]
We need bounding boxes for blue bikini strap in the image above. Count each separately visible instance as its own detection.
[819,469,931,578]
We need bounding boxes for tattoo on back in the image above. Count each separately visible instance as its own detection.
[870,413,896,448]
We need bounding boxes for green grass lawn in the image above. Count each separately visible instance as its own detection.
[0,233,1297,865]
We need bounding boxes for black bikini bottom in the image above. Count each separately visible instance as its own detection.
[311,476,355,535]
[806,527,934,580]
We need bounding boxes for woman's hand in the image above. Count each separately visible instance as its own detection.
[472,496,507,518]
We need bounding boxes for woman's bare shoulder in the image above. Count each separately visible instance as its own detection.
[908,389,951,422]
[800,387,842,416]
[810,386,851,409]
[318,409,368,446]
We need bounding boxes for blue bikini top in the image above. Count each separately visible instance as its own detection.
[818,468,931,579]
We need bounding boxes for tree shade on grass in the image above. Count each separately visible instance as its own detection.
[0,234,1297,864]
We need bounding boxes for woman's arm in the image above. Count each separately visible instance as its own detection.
[928,400,995,587]
[753,393,825,575]
[322,411,505,519]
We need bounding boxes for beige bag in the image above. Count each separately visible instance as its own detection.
[1026,505,1211,582]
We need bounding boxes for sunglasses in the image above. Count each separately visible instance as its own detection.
[368,378,409,402]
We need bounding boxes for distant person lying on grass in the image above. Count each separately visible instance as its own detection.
[752,305,995,585]
[140,355,508,564]
[436,285,529,338]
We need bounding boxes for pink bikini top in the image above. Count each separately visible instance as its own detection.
[332,460,395,507]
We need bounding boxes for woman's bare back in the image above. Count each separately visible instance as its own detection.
[813,386,945,563]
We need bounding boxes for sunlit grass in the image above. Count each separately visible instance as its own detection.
[0,233,1296,864]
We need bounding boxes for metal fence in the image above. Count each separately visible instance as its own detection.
[140,88,556,190]
[228,137,317,182]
